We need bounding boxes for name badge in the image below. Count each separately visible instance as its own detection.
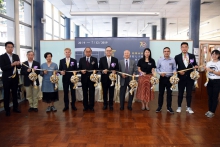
[148,63,151,65]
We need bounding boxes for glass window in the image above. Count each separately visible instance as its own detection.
[0,46,6,55]
[0,17,15,43]
[53,7,59,22]
[45,34,52,40]
[0,0,14,18]
[60,16,65,26]
[45,0,52,17]
[25,0,31,3]
[54,21,59,37]
[61,25,65,39]
[46,16,52,34]
[53,36,59,40]
[19,24,31,46]
[19,0,31,25]
[20,48,32,62]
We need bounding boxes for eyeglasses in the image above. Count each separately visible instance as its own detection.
[106,50,112,52]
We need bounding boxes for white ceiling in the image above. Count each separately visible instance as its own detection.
[48,0,220,38]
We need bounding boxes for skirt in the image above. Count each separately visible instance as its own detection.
[42,91,59,103]
[136,74,154,102]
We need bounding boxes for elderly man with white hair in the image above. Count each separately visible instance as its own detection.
[118,50,137,111]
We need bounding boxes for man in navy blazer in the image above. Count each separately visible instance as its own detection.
[175,42,198,114]
[59,48,78,111]
[99,46,119,110]
[20,51,40,112]
[78,47,98,111]
[0,41,21,116]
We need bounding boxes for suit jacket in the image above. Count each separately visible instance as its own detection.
[99,56,119,83]
[78,56,98,84]
[59,58,78,82]
[174,53,197,80]
[20,60,40,86]
[119,59,137,86]
[0,53,21,82]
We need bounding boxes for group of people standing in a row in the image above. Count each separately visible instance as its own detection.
[0,41,219,118]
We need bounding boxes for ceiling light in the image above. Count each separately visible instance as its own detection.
[201,1,213,5]
[166,1,179,5]
[200,22,209,27]
[103,22,110,24]
[70,12,159,16]
[132,0,144,4]
[125,22,131,24]
[202,29,220,35]
[97,0,108,4]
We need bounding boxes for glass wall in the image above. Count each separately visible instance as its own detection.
[44,0,66,40]
[0,0,32,62]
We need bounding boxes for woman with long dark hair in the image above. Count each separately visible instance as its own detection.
[205,50,220,118]
[136,48,156,110]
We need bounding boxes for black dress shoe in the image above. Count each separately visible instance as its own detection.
[28,108,33,112]
[72,107,77,111]
[63,107,69,112]
[103,105,107,110]
[109,106,113,110]
[5,111,10,116]
[127,107,132,111]
[13,109,21,113]
[120,107,124,111]
[90,108,94,111]
[34,108,38,112]
[83,108,88,111]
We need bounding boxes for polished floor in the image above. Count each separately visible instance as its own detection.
[0,91,220,147]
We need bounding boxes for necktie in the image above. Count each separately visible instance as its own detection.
[183,54,188,67]
[108,57,110,68]
[125,60,128,73]
[86,58,89,67]
[66,58,69,68]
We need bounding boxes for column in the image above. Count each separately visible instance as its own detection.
[65,18,70,39]
[152,25,157,40]
[14,0,20,55]
[160,18,167,40]
[189,0,201,53]
[75,25,80,37]
[33,0,44,62]
[112,17,118,37]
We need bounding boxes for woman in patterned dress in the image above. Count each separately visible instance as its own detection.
[136,48,156,110]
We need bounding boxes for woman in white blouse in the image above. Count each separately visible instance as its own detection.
[205,50,220,118]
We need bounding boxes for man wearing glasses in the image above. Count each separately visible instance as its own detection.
[99,46,119,110]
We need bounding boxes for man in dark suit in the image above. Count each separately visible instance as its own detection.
[99,46,119,110]
[175,42,198,114]
[59,48,78,111]
[119,50,137,111]
[0,41,21,116]
[78,47,98,111]
[21,51,40,112]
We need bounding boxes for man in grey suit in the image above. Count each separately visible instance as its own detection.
[119,50,137,111]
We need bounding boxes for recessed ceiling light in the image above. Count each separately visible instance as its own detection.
[201,1,213,5]
[169,23,176,25]
[97,0,108,4]
[132,0,144,4]
[103,22,110,24]
[106,30,111,31]
[125,22,131,24]
[123,30,127,31]
[166,1,179,5]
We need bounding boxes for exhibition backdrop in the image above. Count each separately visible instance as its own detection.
[40,39,193,90]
